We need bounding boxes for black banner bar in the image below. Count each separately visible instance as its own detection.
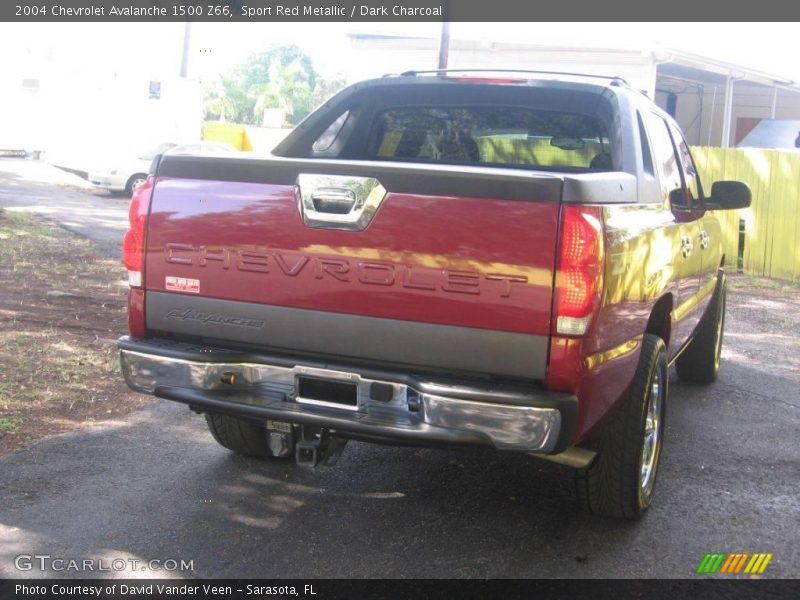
[5,0,800,22]
[2,579,800,600]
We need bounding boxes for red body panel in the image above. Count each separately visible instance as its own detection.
[128,288,146,338]
[144,177,560,335]
[546,203,691,441]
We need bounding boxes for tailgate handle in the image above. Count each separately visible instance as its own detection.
[297,174,387,231]
[311,187,357,214]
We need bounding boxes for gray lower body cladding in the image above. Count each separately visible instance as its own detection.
[145,292,548,380]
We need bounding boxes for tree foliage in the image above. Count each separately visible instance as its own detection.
[204,45,344,126]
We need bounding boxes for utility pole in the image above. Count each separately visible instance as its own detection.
[179,21,192,78]
[437,21,450,70]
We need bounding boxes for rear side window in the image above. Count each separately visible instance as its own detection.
[669,123,704,204]
[644,112,685,207]
[637,111,654,176]
[312,110,350,153]
[369,107,613,171]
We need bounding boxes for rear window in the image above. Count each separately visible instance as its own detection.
[370,107,613,170]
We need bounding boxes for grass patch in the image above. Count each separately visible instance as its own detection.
[0,208,150,455]
[0,416,23,433]
[728,274,800,294]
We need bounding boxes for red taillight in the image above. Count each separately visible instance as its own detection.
[122,177,153,338]
[122,177,154,288]
[554,205,604,336]
[128,288,146,338]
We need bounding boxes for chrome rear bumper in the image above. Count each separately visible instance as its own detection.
[118,336,576,454]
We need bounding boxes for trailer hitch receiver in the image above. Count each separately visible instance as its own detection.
[295,426,348,467]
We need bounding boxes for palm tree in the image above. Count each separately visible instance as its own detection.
[203,45,321,126]
[203,77,241,122]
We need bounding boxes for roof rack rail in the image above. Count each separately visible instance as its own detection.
[394,68,630,87]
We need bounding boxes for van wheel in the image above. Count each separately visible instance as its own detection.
[205,413,290,459]
[676,275,726,384]
[575,334,667,519]
[125,173,148,197]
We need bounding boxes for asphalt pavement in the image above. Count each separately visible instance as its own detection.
[0,159,129,257]
[0,158,798,579]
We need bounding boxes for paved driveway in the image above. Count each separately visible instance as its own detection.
[0,159,128,257]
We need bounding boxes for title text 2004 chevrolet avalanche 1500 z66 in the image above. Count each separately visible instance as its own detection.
[118,71,750,519]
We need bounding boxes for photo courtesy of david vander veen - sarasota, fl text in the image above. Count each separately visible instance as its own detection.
[14,583,320,597]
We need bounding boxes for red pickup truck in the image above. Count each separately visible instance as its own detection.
[118,71,750,519]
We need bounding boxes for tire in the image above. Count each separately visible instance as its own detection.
[205,413,278,458]
[675,275,726,384]
[575,334,667,519]
[125,173,148,197]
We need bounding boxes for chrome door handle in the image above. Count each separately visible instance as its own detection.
[680,235,693,258]
[296,174,387,231]
[699,230,710,250]
[310,187,358,214]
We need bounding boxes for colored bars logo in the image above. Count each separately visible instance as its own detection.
[696,552,773,574]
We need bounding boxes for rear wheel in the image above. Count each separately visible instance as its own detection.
[125,173,148,197]
[205,413,292,459]
[575,334,667,519]
[675,275,726,383]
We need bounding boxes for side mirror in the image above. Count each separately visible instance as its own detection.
[706,181,751,210]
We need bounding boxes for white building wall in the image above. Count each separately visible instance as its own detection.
[0,23,203,171]
[703,84,800,147]
[656,79,800,146]
[349,35,800,149]
[348,36,658,96]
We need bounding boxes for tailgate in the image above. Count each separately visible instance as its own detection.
[143,156,562,380]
